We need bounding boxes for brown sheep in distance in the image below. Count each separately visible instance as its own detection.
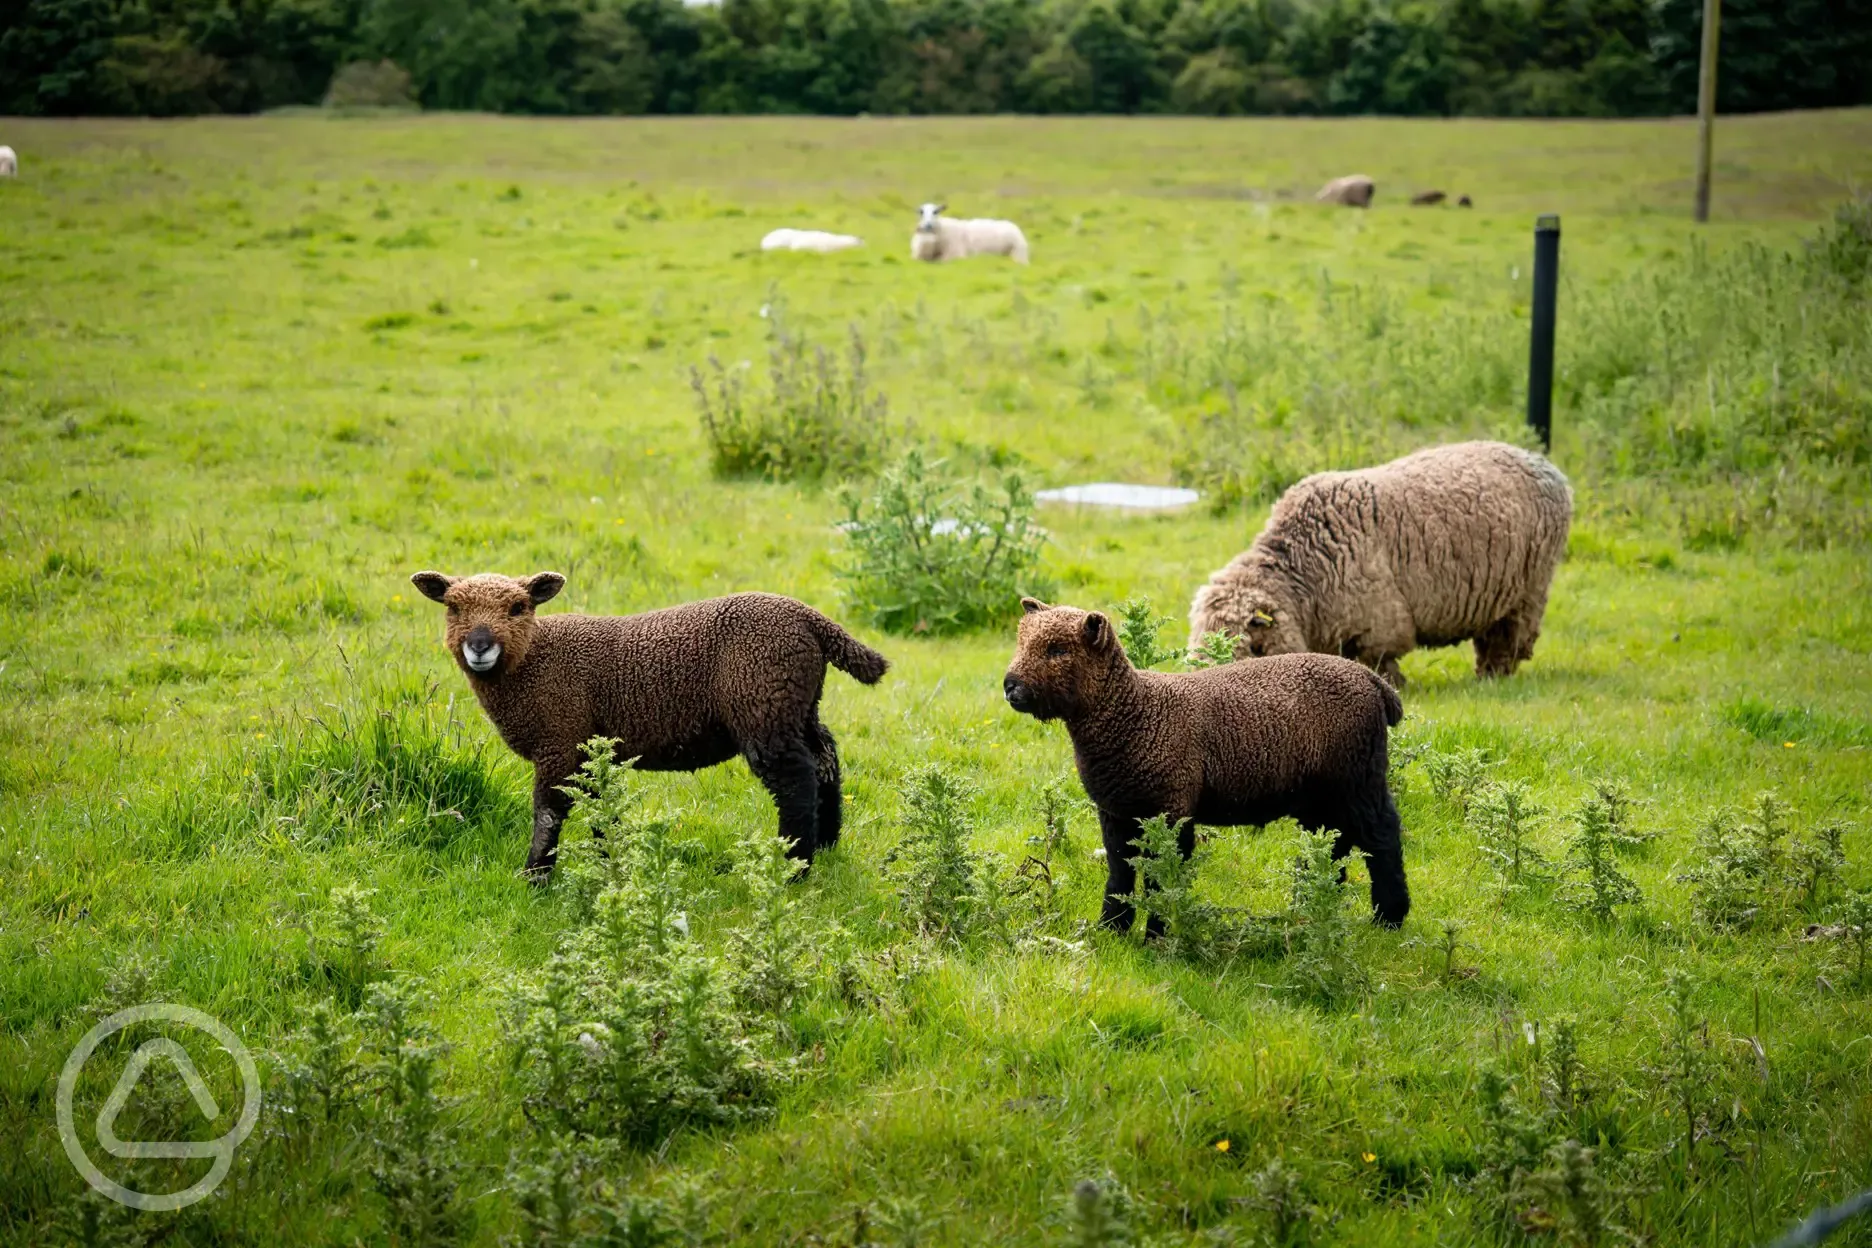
[1411,190,1448,206]
[1188,441,1571,686]
[1004,598,1409,932]
[411,573,888,878]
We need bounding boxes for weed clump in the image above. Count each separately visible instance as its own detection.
[1286,829,1369,1004]
[690,299,891,483]
[1116,596,1177,670]
[837,449,1048,635]
[503,742,787,1146]
[1469,779,1549,896]
[1679,792,1808,931]
[1064,1175,1132,1246]
[1244,1156,1317,1245]
[1556,786,1644,923]
[1421,746,1493,816]
[884,764,1004,941]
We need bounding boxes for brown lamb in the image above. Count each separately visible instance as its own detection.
[1188,441,1571,686]
[1004,598,1409,933]
[411,572,888,877]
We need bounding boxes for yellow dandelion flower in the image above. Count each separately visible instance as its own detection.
[1783,741,1795,748]
[392,593,403,602]
[1362,1151,1376,1164]
[1214,1140,1230,1152]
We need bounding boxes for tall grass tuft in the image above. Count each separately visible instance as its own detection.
[691,297,891,483]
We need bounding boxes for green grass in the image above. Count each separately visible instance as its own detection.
[2,111,1871,1246]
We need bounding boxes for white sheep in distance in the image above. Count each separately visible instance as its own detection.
[0,147,17,177]
[1316,174,1375,207]
[761,228,863,253]
[910,203,1029,264]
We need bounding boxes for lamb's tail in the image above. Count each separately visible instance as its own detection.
[1369,668,1404,727]
[808,611,889,685]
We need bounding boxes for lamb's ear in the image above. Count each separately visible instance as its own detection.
[524,572,566,605]
[1083,612,1112,650]
[1020,596,1049,615]
[411,571,453,603]
[935,203,947,215]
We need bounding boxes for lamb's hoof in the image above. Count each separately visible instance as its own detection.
[521,864,553,887]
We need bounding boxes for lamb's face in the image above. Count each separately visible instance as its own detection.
[1004,598,1122,721]
[915,203,946,234]
[410,570,565,679]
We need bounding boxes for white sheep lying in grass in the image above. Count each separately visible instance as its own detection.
[910,203,1028,264]
[761,228,863,253]
[1316,175,1375,207]
[0,147,17,177]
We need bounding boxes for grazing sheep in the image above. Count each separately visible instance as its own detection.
[411,573,888,878]
[761,228,863,253]
[0,147,16,177]
[1188,441,1571,686]
[1005,599,1409,931]
[910,202,1029,263]
[1458,195,1474,208]
[1411,190,1447,206]
[1315,175,1375,208]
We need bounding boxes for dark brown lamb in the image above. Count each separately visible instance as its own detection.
[411,572,888,877]
[1188,441,1571,686]
[1004,598,1409,933]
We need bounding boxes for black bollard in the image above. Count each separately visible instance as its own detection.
[1527,214,1560,451]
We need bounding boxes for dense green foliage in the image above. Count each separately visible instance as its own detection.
[2,0,1868,118]
[2,114,1870,1244]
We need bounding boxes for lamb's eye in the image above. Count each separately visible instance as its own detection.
[1045,642,1068,659]
[509,601,528,617]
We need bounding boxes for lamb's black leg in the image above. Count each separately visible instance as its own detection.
[745,734,820,863]
[1137,818,1199,940]
[1360,791,1411,927]
[527,761,576,882]
[1326,794,1410,928]
[1096,808,1143,933]
[811,721,843,850]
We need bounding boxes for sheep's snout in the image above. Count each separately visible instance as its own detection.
[462,626,502,673]
[1003,672,1038,715]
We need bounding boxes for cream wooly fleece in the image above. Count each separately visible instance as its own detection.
[1190,440,1572,686]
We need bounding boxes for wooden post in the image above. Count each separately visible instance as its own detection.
[1528,216,1560,451]
[1694,0,1721,223]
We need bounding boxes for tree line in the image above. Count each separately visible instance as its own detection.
[2,0,1867,118]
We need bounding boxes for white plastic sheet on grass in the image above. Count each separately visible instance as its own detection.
[1033,483,1200,511]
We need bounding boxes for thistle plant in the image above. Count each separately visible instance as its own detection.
[1187,629,1242,668]
[1421,747,1492,815]
[1246,1156,1317,1245]
[1287,829,1369,1004]
[1469,780,1548,895]
[1658,970,1712,1172]
[1557,790,1644,923]
[1790,821,1847,909]
[1127,814,1211,956]
[885,764,991,939]
[1116,596,1176,670]
[728,824,808,1014]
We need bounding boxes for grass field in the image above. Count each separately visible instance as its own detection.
[2,110,1871,1246]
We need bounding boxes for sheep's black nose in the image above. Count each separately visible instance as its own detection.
[1003,674,1034,712]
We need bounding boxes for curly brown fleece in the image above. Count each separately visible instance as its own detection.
[411,572,888,877]
[1004,598,1409,932]
[1188,440,1571,685]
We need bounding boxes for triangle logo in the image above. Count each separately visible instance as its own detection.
[95,1038,226,1160]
